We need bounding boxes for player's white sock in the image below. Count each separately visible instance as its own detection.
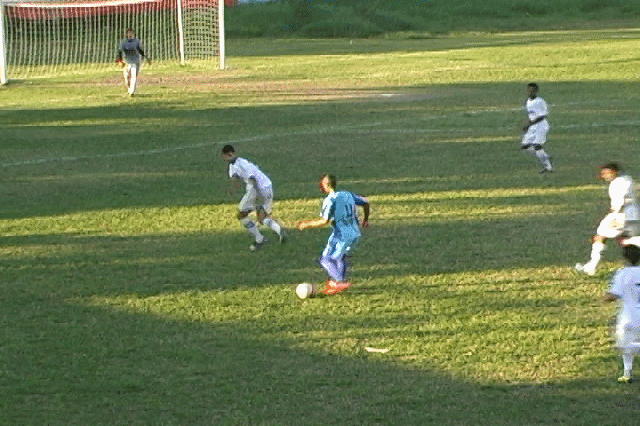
[585,241,605,270]
[262,218,282,236]
[240,217,264,243]
[622,353,634,378]
[129,68,138,94]
[535,149,552,169]
[624,236,640,248]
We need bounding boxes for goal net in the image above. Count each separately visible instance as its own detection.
[0,0,226,84]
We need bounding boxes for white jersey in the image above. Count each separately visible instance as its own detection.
[609,266,640,328]
[228,157,272,191]
[525,96,548,123]
[609,175,639,221]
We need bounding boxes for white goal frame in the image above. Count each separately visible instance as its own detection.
[0,0,225,84]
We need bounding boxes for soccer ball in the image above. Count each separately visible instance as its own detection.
[295,283,314,299]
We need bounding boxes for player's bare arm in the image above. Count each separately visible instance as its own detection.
[360,202,370,228]
[297,217,329,230]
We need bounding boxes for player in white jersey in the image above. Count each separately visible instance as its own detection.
[116,29,150,96]
[576,163,640,276]
[600,244,640,383]
[221,144,286,251]
[520,83,553,173]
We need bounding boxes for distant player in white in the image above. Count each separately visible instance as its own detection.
[221,144,286,251]
[520,83,553,173]
[116,28,150,96]
[600,244,640,383]
[576,163,640,275]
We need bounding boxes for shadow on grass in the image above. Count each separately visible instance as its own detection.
[3,80,640,220]
[0,205,598,298]
[2,294,639,425]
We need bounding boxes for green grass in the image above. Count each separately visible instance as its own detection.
[2,30,640,425]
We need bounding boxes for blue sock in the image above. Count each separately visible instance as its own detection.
[320,256,344,282]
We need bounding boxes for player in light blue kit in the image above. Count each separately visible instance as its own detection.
[115,28,150,96]
[297,174,370,295]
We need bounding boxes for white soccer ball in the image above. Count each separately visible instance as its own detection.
[295,283,314,299]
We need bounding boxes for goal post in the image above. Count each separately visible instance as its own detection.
[0,0,7,84]
[0,0,227,84]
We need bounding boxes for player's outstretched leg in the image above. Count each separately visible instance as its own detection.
[240,216,265,251]
[263,217,287,243]
[535,149,553,173]
[575,240,605,275]
[530,145,553,173]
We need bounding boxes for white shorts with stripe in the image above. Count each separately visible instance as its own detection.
[597,212,640,239]
[521,120,549,147]
[616,322,640,352]
[238,184,273,214]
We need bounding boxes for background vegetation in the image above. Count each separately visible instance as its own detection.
[227,0,640,37]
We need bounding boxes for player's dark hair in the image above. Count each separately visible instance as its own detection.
[221,144,235,155]
[623,244,640,266]
[319,174,337,189]
[601,162,620,173]
[527,83,539,90]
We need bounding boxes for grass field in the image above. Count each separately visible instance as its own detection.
[2,29,640,425]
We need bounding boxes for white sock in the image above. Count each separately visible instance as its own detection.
[535,149,552,169]
[586,241,605,269]
[624,236,640,247]
[129,68,138,94]
[240,217,264,243]
[623,353,634,377]
[262,217,282,236]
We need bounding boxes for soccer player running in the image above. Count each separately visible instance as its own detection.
[520,82,553,173]
[576,163,640,276]
[600,244,640,383]
[116,28,150,96]
[297,174,370,295]
[221,144,286,251]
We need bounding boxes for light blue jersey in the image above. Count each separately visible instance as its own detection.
[317,189,369,282]
[320,191,367,258]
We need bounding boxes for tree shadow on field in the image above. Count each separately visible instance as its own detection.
[2,293,639,426]
[3,79,640,219]
[0,201,597,298]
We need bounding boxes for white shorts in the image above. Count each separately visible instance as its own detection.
[124,62,141,75]
[597,212,640,238]
[521,120,549,147]
[238,184,273,214]
[616,322,640,352]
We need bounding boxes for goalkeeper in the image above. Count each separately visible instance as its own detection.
[116,28,150,96]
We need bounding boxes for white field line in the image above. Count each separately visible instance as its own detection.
[2,117,640,169]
